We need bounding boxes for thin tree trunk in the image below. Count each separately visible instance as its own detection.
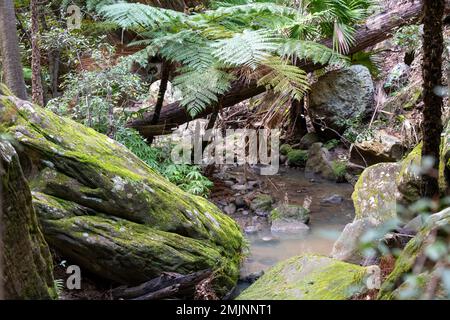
[31,0,44,106]
[421,0,445,198]
[148,61,171,144]
[0,0,27,100]
[291,98,308,138]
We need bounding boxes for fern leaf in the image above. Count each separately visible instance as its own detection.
[173,68,234,117]
[99,3,185,29]
[258,56,309,101]
[278,39,349,66]
[212,29,277,69]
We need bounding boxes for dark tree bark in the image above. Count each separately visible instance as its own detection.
[421,0,445,198]
[0,139,55,299]
[128,1,423,140]
[0,0,27,100]
[290,98,308,138]
[31,0,44,106]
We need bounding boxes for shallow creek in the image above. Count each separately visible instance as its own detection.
[213,166,355,294]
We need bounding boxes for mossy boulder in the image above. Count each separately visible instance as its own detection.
[331,218,378,264]
[250,194,273,212]
[287,149,308,167]
[396,143,422,206]
[0,96,244,296]
[270,205,310,234]
[352,162,401,224]
[305,143,340,181]
[0,140,56,299]
[280,144,293,156]
[378,208,450,300]
[299,132,321,149]
[237,255,371,300]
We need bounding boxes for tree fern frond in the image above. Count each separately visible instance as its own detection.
[258,56,309,101]
[173,68,234,117]
[212,29,278,69]
[278,39,349,66]
[99,3,185,29]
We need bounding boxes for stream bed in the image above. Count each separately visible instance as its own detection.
[212,166,356,295]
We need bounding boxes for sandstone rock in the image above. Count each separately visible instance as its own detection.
[309,65,374,138]
[237,255,372,300]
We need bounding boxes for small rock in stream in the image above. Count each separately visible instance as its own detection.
[240,271,265,284]
[224,203,237,215]
[321,194,344,204]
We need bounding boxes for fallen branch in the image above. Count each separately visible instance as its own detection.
[113,269,212,300]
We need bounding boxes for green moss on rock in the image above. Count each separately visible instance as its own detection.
[287,149,308,167]
[1,96,244,296]
[237,255,370,300]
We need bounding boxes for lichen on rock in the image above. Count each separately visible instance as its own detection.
[237,255,371,300]
[0,96,244,296]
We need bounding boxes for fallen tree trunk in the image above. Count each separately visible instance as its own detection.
[112,269,212,300]
[128,0,423,139]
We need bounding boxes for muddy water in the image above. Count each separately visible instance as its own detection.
[237,167,355,278]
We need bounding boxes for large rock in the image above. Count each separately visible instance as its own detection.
[0,140,56,299]
[0,96,243,295]
[305,143,338,181]
[237,255,372,300]
[383,63,410,94]
[331,218,379,264]
[308,65,374,138]
[352,162,401,224]
[350,130,406,166]
[270,205,310,235]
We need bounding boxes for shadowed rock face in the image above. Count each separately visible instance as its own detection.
[308,65,374,139]
[0,139,56,299]
[0,96,243,296]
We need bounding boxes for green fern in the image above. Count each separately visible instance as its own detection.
[278,39,349,66]
[99,3,185,29]
[213,29,277,69]
[258,56,309,101]
[173,68,234,117]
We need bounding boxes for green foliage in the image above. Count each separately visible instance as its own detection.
[279,143,292,155]
[331,160,346,178]
[115,128,213,197]
[47,49,148,134]
[350,50,382,77]
[99,0,374,116]
[324,139,339,150]
[287,149,308,166]
[393,25,421,53]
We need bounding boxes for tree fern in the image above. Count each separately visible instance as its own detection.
[258,56,309,101]
[278,39,349,66]
[173,68,234,116]
[99,3,185,29]
[212,29,277,69]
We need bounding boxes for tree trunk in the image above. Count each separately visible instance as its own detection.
[148,61,171,144]
[0,139,56,299]
[0,0,27,100]
[290,98,308,138]
[128,0,423,140]
[421,0,445,198]
[31,0,44,106]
